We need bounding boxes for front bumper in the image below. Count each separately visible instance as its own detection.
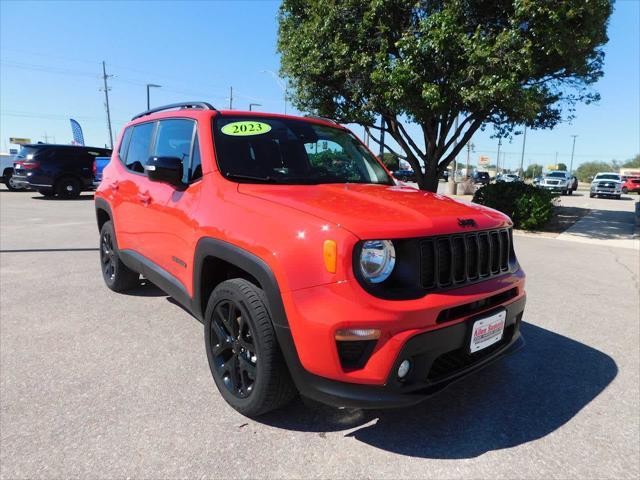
[540,184,568,191]
[591,188,621,196]
[278,295,525,409]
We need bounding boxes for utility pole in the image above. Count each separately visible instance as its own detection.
[569,135,578,174]
[43,132,51,143]
[229,86,233,110]
[101,61,114,149]
[465,142,474,179]
[378,117,385,158]
[518,125,527,176]
[496,138,502,174]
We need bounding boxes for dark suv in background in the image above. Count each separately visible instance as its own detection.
[12,144,112,198]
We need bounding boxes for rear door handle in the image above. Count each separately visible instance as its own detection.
[137,192,151,205]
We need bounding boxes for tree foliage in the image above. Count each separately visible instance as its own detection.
[525,163,544,178]
[623,154,640,169]
[278,0,612,191]
[574,161,612,182]
[556,163,568,171]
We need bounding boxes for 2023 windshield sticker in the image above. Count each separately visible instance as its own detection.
[221,121,272,136]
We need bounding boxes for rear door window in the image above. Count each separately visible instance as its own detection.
[125,122,155,173]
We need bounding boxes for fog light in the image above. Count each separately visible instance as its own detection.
[398,359,411,379]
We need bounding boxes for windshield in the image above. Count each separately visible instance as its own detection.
[213,116,392,185]
[547,171,568,178]
[595,174,620,180]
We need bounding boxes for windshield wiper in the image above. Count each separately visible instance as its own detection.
[225,173,281,184]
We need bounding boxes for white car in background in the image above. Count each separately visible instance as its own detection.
[590,172,622,199]
[0,153,26,191]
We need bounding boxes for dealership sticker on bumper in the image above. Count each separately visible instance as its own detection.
[470,310,506,353]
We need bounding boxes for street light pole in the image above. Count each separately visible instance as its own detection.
[569,135,578,174]
[146,84,161,110]
[249,103,262,111]
[496,138,502,174]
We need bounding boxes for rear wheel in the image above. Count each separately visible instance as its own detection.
[56,176,81,199]
[99,220,139,292]
[205,279,296,417]
[38,188,55,197]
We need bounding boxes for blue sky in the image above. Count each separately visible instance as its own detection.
[1,0,638,170]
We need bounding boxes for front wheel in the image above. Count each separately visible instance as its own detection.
[589,193,595,198]
[99,220,139,292]
[205,279,296,417]
[622,187,628,194]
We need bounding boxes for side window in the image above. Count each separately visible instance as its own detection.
[125,122,155,173]
[118,128,133,163]
[153,119,195,182]
[190,133,202,182]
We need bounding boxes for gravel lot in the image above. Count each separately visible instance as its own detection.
[1,188,638,479]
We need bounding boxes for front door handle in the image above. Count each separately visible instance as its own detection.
[137,192,151,205]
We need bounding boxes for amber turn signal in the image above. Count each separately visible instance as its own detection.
[323,239,337,273]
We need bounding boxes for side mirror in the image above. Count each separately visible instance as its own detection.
[145,156,183,188]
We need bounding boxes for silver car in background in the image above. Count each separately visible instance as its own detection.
[539,171,574,195]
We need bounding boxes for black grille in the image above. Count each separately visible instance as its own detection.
[420,228,512,291]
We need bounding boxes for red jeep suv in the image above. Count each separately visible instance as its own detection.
[95,102,526,416]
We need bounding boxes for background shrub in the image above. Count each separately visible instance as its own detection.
[472,182,557,230]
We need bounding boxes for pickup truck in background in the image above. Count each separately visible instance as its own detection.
[93,156,110,188]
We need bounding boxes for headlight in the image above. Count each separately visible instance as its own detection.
[359,240,395,283]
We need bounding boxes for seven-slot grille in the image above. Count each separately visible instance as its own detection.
[420,228,512,291]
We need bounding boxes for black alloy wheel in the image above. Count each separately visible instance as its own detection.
[209,299,257,399]
[101,229,117,283]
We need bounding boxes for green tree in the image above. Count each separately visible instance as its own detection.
[278,0,612,191]
[575,161,612,182]
[556,163,568,171]
[525,163,544,179]
[623,154,640,168]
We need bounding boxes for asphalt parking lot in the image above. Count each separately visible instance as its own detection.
[1,187,639,479]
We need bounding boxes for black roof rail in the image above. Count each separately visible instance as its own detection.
[304,114,340,125]
[131,102,216,121]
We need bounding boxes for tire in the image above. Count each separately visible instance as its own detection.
[568,189,573,195]
[622,187,628,194]
[55,176,81,199]
[38,188,55,197]
[589,193,595,198]
[205,278,296,417]
[99,220,139,292]
[615,195,621,200]
[4,171,25,191]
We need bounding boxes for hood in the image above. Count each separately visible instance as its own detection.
[238,183,511,239]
